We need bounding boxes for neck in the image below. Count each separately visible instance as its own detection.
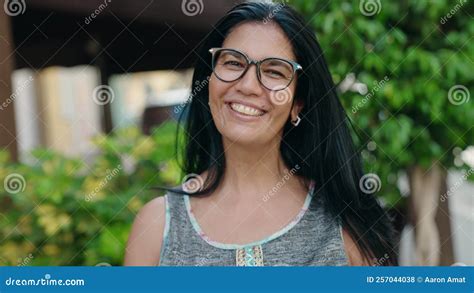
[214,137,305,206]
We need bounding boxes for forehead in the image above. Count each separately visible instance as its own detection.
[222,22,296,61]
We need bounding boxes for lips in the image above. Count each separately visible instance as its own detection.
[223,98,268,117]
[228,102,265,116]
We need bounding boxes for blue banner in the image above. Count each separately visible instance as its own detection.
[0,266,472,292]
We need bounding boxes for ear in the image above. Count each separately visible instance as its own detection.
[290,98,304,121]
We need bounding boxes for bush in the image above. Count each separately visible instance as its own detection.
[0,121,180,266]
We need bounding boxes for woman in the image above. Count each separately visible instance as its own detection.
[125,2,397,266]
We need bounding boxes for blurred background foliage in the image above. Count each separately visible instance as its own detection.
[292,0,474,206]
[0,122,180,265]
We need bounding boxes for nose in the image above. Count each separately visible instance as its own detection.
[234,63,264,96]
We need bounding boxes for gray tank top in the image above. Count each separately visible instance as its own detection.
[159,183,349,266]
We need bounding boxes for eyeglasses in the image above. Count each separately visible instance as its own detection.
[209,47,302,91]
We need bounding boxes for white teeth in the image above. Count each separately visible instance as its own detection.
[229,103,264,116]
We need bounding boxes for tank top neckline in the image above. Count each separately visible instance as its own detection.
[183,180,316,250]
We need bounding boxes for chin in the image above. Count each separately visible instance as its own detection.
[220,127,265,145]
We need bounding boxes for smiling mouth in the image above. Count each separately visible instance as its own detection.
[227,102,266,117]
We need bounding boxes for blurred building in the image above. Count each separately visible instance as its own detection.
[1,0,242,161]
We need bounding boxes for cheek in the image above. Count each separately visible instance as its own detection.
[208,77,229,128]
[269,104,292,130]
[208,77,217,104]
[208,75,228,104]
[268,87,297,126]
[269,87,294,107]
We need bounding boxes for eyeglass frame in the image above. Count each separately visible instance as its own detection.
[208,47,303,91]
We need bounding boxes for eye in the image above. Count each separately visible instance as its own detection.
[224,60,245,68]
[264,69,285,78]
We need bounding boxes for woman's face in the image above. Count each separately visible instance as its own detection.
[208,22,303,147]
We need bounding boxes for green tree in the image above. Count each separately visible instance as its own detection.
[291,0,473,265]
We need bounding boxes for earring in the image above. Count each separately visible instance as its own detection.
[291,115,301,126]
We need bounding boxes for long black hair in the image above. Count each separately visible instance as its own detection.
[158,1,398,266]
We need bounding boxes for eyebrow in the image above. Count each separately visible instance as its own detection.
[223,50,244,58]
[264,59,291,66]
[223,47,295,63]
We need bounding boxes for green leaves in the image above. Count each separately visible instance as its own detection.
[292,0,473,205]
[0,121,180,265]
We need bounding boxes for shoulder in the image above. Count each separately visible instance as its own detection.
[341,228,371,266]
[124,195,168,266]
